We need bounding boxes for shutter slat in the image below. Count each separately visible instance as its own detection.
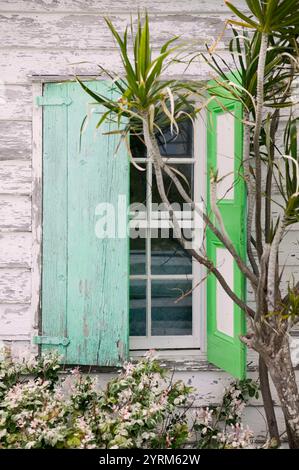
[42,82,68,359]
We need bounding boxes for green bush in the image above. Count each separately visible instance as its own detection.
[0,351,256,449]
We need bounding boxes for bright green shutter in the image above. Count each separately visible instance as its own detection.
[39,81,129,366]
[206,82,246,379]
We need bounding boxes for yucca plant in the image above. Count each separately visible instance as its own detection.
[77,14,203,153]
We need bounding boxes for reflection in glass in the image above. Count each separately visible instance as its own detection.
[157,119,193,157]
[129,119,195,341]
[130,133,147,158]
[151,164,193,275]
[130,159,147,275]
[130,164,147,205]
[130,237,146,275]
[152,164,194,205]
[129,280,146,336]
[151,230,192,275]
[151,279,192,336]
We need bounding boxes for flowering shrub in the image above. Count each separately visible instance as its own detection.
[192,379,259,449]
[0,351,257,449]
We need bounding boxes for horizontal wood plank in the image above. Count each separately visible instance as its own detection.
[0,121,31,159]
[0,48,234,84]
[247,264,299,304]
[0,160,31,194]
[0,195,31,230]
[276,230,299,266]
[0,232,31,267]
[0,303,31,336]
[0,268,31,303]
[0,12,231,50]
[0,0,246,14]
[0,84,32,121]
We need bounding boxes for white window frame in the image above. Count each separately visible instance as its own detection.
[130,114,207,352]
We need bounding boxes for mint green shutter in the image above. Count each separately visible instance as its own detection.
[206,83,246,379]
[38,81,129,366]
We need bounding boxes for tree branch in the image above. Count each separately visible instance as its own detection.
[142,114,255,319]
[255,244,270,323]
[254,32,268,260]
[243,110,259,277]
[162,161,258,289]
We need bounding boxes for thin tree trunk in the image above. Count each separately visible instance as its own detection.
[243,111,259,277]
[259,356,280,445]
[254,32,268,260]
[265,339,299,448]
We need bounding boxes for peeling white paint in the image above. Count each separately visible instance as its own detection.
[291,338,299,368]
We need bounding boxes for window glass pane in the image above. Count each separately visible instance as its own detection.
[130,133,147,158]
[151,163,193,274]
[130,164,147,205]
[151,230,192,275]
[130,237,146,275]
[156,119,193,157]
[151,279,192,336]
[130,280,146,336]
[152,163,193,205]
[130,163,147,274]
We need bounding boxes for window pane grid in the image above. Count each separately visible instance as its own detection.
[130,123,196,342]
[133,157,195,164]
[130,275,194,280]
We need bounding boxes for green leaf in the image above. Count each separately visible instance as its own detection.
[246,0,264,22]
[96,110,112,129]
[226,2,259,29]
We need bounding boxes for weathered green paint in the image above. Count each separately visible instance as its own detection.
[33,336,70,346]
[42,81,129,366]
[36,95,73,106]
[206,80,246,379]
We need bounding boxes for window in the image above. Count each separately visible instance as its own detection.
[38,79,246,377]
[129,120,202,350]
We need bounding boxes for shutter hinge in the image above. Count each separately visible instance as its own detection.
[36,96,72,106]
[33,335,70,346]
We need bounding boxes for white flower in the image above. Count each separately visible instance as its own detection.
[123,362,135,376]
[149,403,162,414]
[25,441,36,449]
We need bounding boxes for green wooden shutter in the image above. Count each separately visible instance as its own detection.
[38,81,129,366]
[206,82,246,379]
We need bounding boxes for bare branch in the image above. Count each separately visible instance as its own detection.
[255,244,270,323]
[142,113,255,319]
[243,110,259,277]
[210,174,230,241]
[162,163,258,289]
[254,32,268,259]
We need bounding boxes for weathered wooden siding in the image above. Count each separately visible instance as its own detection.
[0,0,298,440]
[0,13,235,50]
[0,1,247,14]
